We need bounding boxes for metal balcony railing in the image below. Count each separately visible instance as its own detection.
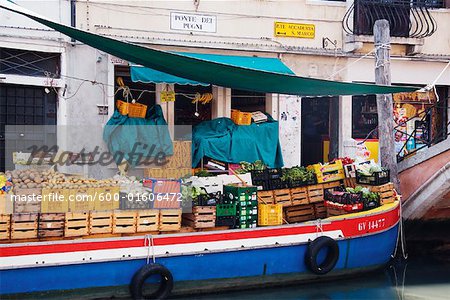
[343,0,444,38]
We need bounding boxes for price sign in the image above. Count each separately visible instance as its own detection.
[161,91,175,102]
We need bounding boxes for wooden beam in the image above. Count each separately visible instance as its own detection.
[374,19,401,192]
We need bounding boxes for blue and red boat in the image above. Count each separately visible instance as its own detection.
[0,201,400,298]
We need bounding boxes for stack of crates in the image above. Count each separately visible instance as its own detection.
[223,184,258,229]
[215,202,237,227]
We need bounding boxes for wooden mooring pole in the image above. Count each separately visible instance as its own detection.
[374,20,401,193]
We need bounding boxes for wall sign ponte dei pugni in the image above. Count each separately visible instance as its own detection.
[170,12,217,33]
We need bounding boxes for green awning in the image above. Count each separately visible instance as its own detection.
[130,53,295,86]
[0,1,419,96]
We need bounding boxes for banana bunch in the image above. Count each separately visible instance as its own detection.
[192,93,213,104]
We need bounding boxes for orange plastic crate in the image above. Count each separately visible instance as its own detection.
[231,109,252,125]
[116,100,129,116]
[128,102,147,118]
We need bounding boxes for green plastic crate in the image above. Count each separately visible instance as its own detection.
[223,185,257,203]
[216,203,237,217]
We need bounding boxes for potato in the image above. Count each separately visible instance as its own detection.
[27,183,36,188]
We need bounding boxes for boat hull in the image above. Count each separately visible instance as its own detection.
[0,202,400,297]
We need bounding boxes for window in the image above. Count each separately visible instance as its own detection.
[231,89,265,112]
[0,48,60,77]
[352,95,378,139]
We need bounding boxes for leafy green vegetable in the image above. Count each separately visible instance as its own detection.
[281,166,315,182]
[194,170,214,177]
[346,185,379,204]
[235,160,267,174]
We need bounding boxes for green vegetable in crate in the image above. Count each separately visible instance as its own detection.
[281,166,315,182]
[181,185,207,206]
[235,160,267,174]
[194,170,214,177]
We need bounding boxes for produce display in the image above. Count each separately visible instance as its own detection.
[355,162,382,176]
[0,155,397,242]
[113,175,150,196]
[7,169,118,190]
[355,161,390,185]
[281,166,316,186]
[235,160,267,174]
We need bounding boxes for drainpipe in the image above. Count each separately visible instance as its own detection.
[70,0,76,43]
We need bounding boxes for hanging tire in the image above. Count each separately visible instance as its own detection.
[305,236,339,275]
[130,263,173,300]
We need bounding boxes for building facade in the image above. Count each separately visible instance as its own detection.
[1,0,449,176]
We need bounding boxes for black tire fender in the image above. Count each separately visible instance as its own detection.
[305,236,339,275]
[130,263,173,300]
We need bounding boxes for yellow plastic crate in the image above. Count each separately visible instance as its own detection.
[309,160,344,174]
[258,203,283,226]
[308,160,345,183]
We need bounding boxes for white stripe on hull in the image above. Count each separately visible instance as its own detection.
[0,230,343,270]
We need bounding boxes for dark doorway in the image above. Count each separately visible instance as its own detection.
[301,97,338,166]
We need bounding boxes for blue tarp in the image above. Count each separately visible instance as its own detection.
[192,117,284,168]
[103,105,173,167]
[131,52,295,85]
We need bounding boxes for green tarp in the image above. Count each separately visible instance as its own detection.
[192,117,284,168]
[130,53,295,85]
[103,105,173,167]
[1,1,419,96]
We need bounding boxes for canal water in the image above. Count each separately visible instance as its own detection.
[182,256,450,300]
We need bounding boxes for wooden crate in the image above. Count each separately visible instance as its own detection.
[307,184,324,204]
[284,204,315,224]
[68,188,95,212]
[95,187,120,211]
[13,188,41,213]
[41,188,69,213]
[183,206,216,229]
[0,214,10,240]
[144,168,192,179]
[11,213,38,239]
[89,211,113,234]
[290,187,309,205]
[113,210,137,234]
[160,209,182,231]
[326,206,348,217]
[361,182,395,205]
[38,213,65,238]
[322,181,342,191]
[65,212,89,237]
[273,189,292,207]
[314,202,327,219]
[0,194,14,214]
[257,190,275,204]
[136,210,159,232]
[344,177,357,189]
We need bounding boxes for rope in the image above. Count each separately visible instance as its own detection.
[391,195,408,260]
[144,234,156,264]
[315,218,323,238]
[326,43,390,80]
